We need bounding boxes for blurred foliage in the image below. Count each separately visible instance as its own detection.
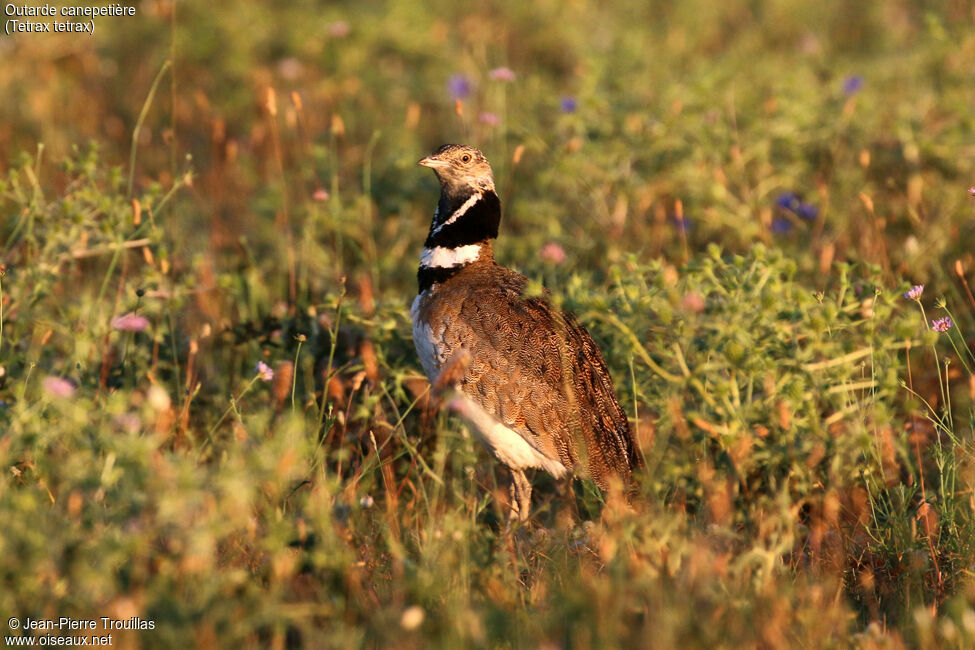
[2,0,975,648]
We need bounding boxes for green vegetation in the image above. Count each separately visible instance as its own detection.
[2,1,975,647]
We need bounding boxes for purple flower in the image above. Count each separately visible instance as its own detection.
[842,75,864,96]
[478,112,500,127]
[776,192,817,220]
[771,217,794,234]
[968,187,975,197]
[43,376,76,399]
[447,74,471,99]
[560,96,577,113]
[669,215,693,233]
[111,312,150,332]
[931,317,953,333]
[255,361,274,382]
[903,285,924,300]
[796,202,818,220]
[776,192,800,211]
[488,67,516,82]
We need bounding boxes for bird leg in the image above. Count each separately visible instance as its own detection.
[558,474,581,523]
[508,469,532,521]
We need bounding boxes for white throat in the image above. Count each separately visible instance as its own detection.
[419,244,481,269]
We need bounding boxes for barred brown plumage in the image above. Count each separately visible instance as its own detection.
[413,144,642,520]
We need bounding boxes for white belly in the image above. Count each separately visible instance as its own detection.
[449,394,568,477]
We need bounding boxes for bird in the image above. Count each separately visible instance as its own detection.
[411,144,642,521]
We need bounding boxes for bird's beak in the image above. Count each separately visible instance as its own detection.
[417,156,448,169]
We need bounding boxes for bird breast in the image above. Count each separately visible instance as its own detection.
[410,289,446,382]
[410,286,568,477]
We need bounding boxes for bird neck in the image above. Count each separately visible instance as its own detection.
[425,187,500,248]
[418,187,501,293]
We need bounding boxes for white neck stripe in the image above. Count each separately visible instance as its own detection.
[419,244,481,269]
[430,192,482,236]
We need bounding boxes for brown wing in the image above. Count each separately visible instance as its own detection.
[434,263,641,488]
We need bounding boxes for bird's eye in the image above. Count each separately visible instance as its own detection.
[461,154,471,163]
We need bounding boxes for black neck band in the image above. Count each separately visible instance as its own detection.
[417,264,465,293]
[424,191,501,249]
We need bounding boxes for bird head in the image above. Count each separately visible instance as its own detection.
[418,144,495,199]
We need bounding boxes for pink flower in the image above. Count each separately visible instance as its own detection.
[43,376,76,399]
[488,67,516,82]
[277,57,303,80]
[903,285,924,301]
[312,188,330,202]
[681,292,706,313]
[255,361,274,382]
[114,413,141,433]
[328,20,350,38]
[478,112,500,126]
[539,242,567,265]
[111,313,150,332]
[931,317,953,333]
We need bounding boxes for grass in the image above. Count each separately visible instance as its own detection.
[2,0,975,647]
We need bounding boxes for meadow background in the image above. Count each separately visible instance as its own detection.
[2,0,975,647]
